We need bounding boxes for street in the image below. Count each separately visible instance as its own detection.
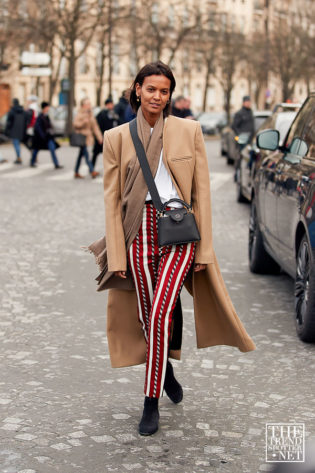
[1,138,315,473]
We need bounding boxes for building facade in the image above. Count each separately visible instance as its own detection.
[0,0,314,115]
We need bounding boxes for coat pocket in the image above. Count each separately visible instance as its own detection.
[170,155,192,162]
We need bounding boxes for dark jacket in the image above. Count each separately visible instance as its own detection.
[171,106,193,119]
[96,109,118,134]
[93,109,118,155]
[124,104,136,122]
[5,105,28,141]
[114,97,129,125]
[232,106,255,138]
[32,113,58,150]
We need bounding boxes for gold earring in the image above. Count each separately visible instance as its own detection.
[136,96,140,102]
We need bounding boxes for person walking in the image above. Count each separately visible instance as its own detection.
[30,101,63,169]
[114,90,129,125]
[25,95,38,150]
[232,96,255,177]
[5,98,28,164]
[91,98,118,168]
[73,98,102,179]
[232,95,255,141]
[88,61,255,436]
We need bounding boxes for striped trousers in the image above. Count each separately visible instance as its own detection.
[128,203,195,398]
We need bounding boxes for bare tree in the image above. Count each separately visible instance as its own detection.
[95,0,131,104]
[245,35,268,108]
[216,28,245,122]
[269,9,310,102]
[50,0,101,133]
[133,0,200,66]
[191,5,219,111]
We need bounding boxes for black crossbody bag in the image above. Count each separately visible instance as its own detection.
[129,119,200,247]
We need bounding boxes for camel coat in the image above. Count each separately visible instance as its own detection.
[74,108,103,147]
[101,116,256,367]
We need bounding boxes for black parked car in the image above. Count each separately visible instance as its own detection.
[221,110,272,165]
[249,93,315,342]
[236,107,299,203]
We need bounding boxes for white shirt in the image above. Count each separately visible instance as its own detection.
[146,129,181,207]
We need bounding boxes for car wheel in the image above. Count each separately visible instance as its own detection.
[294,235,315,342]
[248,198,280,274]
[235,167,248,203]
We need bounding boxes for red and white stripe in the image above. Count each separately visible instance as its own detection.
[128,203,195,398]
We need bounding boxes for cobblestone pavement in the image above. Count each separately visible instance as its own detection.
[1,140,315,473]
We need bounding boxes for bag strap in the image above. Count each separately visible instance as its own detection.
[129,118,163,212]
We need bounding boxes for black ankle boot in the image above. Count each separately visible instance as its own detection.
[138,396,159,436]
[164,360,183,404]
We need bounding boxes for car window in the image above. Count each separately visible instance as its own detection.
[275,112,297,145]
[304,107,315,160]
[284,97,314,150]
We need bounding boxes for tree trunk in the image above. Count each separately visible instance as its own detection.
[96,41,106,106]
[202,59,211,112]
[66,44,76,135]
[108,0,113,98]
[49,49,64,103]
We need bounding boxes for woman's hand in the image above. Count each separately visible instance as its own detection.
[115,271,127,279]
[194,263,206,272]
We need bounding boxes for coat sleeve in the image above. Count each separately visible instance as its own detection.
[103,131,127,272]
[232,111,241,135]
[191,122,214,265]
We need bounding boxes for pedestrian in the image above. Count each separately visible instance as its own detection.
[91,98,118,168]
[25,95,38,150]
[124,103,136,122]
[4,98,28,164]
[88,61,255,436]
[171,95,186,118]
[232,96,255,176]
[182,97,194,119]
[114,90,129,125]
[73,98,102,179]
[171,95,194,119]
[30,101,63,169]
[232,95,255,141]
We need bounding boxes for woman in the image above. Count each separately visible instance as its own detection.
[5,98,28,164]
[88,61,255,436]
[73,98,102,179]
[30,101,63,169]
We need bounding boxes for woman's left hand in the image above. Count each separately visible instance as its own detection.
[194,263,206,272]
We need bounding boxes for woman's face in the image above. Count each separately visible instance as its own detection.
[136,75,171,118]
[82,99,91,111]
